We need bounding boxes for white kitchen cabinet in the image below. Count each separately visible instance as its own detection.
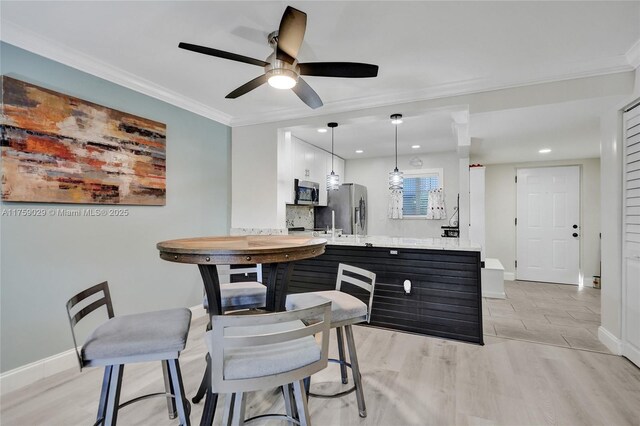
[281,135,345,207]
[292,137,314,181]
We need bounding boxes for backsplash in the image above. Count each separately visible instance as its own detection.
[286,205,314,229]
[230,228,287,236]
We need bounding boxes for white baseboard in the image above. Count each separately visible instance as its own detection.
[189,303,207,320]
[0,304,206,396]
[504,272,516,281]
[483,291,506,299]
[0,348,79,396]
[598,326,623,355]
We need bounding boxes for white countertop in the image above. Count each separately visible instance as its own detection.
[321,235,482,252]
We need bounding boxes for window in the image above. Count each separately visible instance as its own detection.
[402,169,443,217]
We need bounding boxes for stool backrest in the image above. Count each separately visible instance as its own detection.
[65,281,114,370]
[207,302,331,394]
[335,263,377,323]
[219,264,263,283]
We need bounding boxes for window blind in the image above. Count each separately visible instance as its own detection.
[403,175,440,216]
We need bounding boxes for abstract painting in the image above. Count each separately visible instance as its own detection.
[1,76,166,205]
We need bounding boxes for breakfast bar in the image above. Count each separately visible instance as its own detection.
[285,236,484,345]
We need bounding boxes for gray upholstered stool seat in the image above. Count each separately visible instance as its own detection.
[223,320,321,380]
[286,290,367,325]
[82,308,191,365]
[217,282,266,310]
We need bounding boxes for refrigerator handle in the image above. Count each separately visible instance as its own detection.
[354,207,359,225]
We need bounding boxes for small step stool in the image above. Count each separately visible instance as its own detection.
[481,258,505,299]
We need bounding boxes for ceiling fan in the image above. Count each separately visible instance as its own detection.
[178,6,379,109]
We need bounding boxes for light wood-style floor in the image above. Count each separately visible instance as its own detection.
[483,280,608,353]
[2,311,640,426]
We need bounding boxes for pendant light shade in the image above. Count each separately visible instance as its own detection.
[389,114,403,190]
[327,122,340,191]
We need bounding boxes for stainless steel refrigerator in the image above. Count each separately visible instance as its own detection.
[315,183,367,235]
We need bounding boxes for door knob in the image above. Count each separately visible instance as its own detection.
[572,233,579,237]
[572,224,578,229]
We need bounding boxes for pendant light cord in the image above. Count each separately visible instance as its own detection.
[394,123,398,171]
[331,127,335,173]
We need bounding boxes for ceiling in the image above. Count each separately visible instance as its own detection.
[287,107,460,159]
[1,1,639,127]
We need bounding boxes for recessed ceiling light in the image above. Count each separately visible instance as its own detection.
[355,150,364,154]
[539,148,552,154]
[411,145,421,149]
[317,128,327,133]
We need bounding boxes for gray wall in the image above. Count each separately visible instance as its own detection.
[345,151,459,238]
[0,43,231,372]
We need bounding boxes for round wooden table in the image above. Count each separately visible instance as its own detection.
[157,235,327,426]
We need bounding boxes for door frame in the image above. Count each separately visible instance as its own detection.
[515,164,583,285]
[621,104,640,367]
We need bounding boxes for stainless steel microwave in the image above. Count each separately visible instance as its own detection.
[294,179,319,205]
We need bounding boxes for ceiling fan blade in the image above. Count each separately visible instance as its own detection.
[225,75,268,99]
[179,42,269,67]
[292,77,323,109]
[276,6,307,63]
[298,62,379,78]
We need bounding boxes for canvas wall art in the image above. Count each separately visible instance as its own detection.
[1,76,166,205]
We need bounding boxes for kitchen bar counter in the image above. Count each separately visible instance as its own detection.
[283,236,484,345]
[325,235,481,251]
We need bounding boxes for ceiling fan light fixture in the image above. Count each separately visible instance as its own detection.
[267,68,298,89]
[391,114,403,125]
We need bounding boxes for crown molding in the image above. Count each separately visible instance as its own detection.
[0,21,233,126]
[230,60,634,127]
[2,20,636,129]
[626,38,640,69]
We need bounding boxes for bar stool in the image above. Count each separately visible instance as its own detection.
[285,263,376,418]
[65,281,192,426]
[203,265,266,312]
[193,265,267,405]
[205,302,332,426]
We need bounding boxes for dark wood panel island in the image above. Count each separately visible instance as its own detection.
[285,236,484,345]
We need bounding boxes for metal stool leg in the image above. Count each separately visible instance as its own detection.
[168,359,191,426]
[222,393,235,426]
[162,360,178,419]
[201,389,218,426]
[293,380,311,426]
[231,392,246,426]
[96,365,112,425]
[345,325,366,418]
[336,327,349,384]
[192,353,210,404]
[104,365,124,426]
[282,384,298,421]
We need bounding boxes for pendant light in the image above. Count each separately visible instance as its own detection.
[326,122,340,191]
[389,114,403,190]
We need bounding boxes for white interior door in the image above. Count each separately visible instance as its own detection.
[622,105,640,367]
[516,166,580,284]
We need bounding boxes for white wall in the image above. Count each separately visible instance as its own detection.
[232,125,279,229]
[598,67,640,353]
[345,152,459,238]
[483,158,601,283]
